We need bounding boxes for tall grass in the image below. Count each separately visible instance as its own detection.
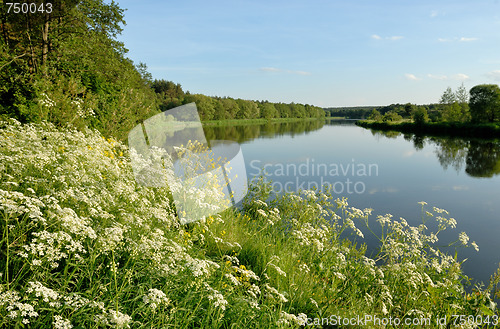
[0,119,499,328]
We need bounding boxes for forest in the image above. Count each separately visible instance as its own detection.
[0,0,323,141]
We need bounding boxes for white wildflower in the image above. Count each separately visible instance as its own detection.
[256,209,267,218]
[53,315,73,329]
[143,288,170,311]
[459,232,469,246]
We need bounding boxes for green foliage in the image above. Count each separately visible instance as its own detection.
[440,87,457,105]
[412,107,429,125]
[438,85,471,123]
[368,109,383,121]
[0,0,157,140]
[382,111,403,122]
[469,84,500,123]
[259,102,279,120]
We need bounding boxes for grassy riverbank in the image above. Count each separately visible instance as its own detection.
[356,120,500,139]
[1,119,499,328]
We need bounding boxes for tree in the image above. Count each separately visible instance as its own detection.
[439,85,470,123]
[259,102,278,119]
[456,83,469,104]
[382,111,402,122]
[412,107,429,125]
[469,84,500,123]
[404,103,416,117]
[368,109,382,121]
[0,0,158,140]
[440,87,457,105]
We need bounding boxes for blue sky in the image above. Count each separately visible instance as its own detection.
[115,0,500,107]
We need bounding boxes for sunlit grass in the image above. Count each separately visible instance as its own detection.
[1,119,499,328]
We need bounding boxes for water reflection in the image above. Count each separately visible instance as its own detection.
[370,129,500,178]
[202,119,326,144]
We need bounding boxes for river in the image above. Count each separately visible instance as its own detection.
[202,119,500,287]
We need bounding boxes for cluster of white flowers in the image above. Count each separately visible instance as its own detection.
[292,222,328,252]
[459,231,469,245]
[95,309,132,328]
[0,290,39,324]
[53,315,73,329]
[72,98,95,118]
[143,288,170,311]
[186,257,220,277]
[277,311,307,326]
[39,93,55,107]
[98,226,125,253]
[204,284,228,311]
[263,284,288,303]
[22,230,86,268]
[26,282,61,307]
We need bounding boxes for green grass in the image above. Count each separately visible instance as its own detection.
[1,119,499,328]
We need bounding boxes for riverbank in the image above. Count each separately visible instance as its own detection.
[2,120,498,327]
[202,117,326,126]
[356,120,500,139]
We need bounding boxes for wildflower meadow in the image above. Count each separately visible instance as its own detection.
[1,119,499,328]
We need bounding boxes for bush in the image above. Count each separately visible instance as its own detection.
[412,107,429,125]
[382,111,403,122]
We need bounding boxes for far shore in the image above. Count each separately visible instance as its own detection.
[356,120,500,139]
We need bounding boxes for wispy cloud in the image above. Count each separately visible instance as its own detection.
[405,73,421,81]
[438,37,478,43]
[452,73,469,81]
[260,67,281,72]
[459,37,478,42]
[259,67,311,76]
[427,73,469,81]
[372,34,403,41]
[430,10,439,18]
[486,70,500,81]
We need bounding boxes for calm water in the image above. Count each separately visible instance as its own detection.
[203,120,500,286]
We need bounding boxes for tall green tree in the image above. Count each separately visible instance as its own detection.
[0,0,157,139]
[469,84,500,123]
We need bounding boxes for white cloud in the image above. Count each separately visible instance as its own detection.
[486,70,500,81]
[426,73,469,81]
[459,37,478,42]
[372,34,403,41]
[292,70,311,76]
[405,73,421,81]
[452,73,469,81]
[438,37,477,43]
[427,74,448,80]
[259,67,311,76]
[260,67,281,72]
[430,10,439,18]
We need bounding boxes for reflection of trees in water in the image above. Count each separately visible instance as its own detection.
[431,138,500,178]
[465,141,500,177]
[367,128,500,178]
[433,138,469,172]
[202,120,325,144]
[370,130,401,139]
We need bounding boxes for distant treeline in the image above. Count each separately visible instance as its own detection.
[324,104,440,120]
[152,80,325,122]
